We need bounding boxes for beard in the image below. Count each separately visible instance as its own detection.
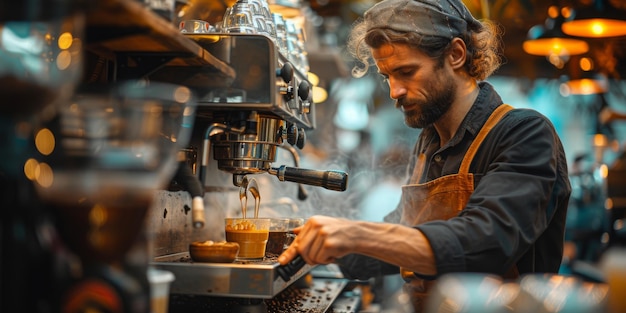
[396,72,456,129]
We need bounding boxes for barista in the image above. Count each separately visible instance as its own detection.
[279,0,571,311]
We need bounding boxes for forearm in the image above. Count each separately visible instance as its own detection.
[350,221,437,277]
[278,216,437,277]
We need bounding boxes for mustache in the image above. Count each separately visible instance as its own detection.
[395,98,407,109]
[396,98,417,109]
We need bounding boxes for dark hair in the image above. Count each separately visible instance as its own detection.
[347,19,503,80]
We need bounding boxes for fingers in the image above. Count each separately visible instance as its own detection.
[278,221,313,265]
[278,216,343,266]
[291,217,337,265]
[278,243,298,265]
[291,226,302,235]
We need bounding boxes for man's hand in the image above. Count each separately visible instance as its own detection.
[278,215,353,266]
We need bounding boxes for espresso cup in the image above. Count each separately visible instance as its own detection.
[222,0,257,34]
[265,218,289,256]
[285,217,305,248]
[225,218,270,260]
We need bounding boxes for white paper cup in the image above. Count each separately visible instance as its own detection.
[148,268,175,313]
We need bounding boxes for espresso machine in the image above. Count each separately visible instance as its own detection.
[185,32,348,227]
[148,33,352,310]
[144,3,352,311]
[147,0,349,226]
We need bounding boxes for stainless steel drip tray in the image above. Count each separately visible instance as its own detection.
[151,253,315,299]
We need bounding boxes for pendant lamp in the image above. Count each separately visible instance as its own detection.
[562,56,609,95]
[560,65,608,96]
[523,6,589,57]
[562,0,626,38]
[562,74,608,95]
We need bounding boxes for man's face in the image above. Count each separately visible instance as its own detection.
[372,43,456,128]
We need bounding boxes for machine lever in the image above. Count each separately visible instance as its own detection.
[276,254,306,281]
[270,166,348,191]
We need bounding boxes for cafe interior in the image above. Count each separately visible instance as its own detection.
[1,0,625,312]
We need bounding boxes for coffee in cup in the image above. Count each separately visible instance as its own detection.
[265,218,288,256]
[225,218,270,260]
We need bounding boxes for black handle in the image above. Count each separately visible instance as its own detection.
[276,255,306,282]
[272,166,348,191]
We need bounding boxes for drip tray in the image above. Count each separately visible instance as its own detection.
[168,278,349,313]
[151,252,315,299]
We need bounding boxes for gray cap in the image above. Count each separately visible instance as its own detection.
[363,0,482,39]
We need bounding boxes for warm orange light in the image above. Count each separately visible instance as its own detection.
[312,86,327,103]
[579,57,593,71]
[307,72,319,86]
[523,37,589,56]
[561,78,607,95]
[58,32,74,50]
[23,158,39,181]
[563,18,626,38]
[593,134,609,148]
[35,128,55,156]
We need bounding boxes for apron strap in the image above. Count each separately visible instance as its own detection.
[459,104,514,174]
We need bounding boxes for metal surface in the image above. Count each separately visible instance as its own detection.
[188,33,315,130]
[167,278,349,313]
[151,252,315,298]
[212,115,282,174]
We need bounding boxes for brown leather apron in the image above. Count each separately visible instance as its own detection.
[398,104,514,312]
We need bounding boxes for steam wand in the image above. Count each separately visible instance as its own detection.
[172,151,205,227]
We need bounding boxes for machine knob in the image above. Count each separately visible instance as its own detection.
[298,80,311,102]
[285,124,298,146]
[276,62,294,83]
[296,128,306,149]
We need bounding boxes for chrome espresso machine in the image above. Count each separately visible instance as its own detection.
[144,5,352,312]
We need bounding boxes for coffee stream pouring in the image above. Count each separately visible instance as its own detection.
[239,175,261,219]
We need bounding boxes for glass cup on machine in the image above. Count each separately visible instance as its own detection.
[179,19,213,33]
[285,217,305,248]
[265,218,289,257]
[225,218,270,260]
[222,0,257,34]
[144,0,176,22]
